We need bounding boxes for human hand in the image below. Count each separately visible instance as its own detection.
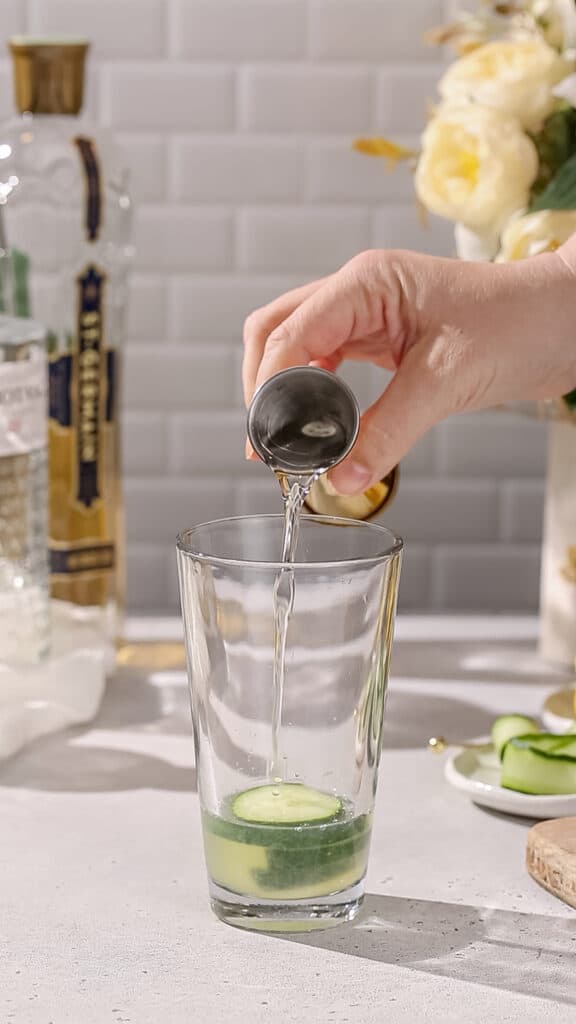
[243,245,576,494]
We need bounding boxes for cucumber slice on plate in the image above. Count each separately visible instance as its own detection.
[491,714,540,758]
[231,783,342,826]
[501,735,576,795]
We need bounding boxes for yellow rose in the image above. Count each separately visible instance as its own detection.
[497,209,576,260]
[439,37,570,131]
[415,106,538,232]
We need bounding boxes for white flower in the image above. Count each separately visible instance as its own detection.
[553,71,576,105]
[415,105,538,233]
[531,0,576,54]
[497,209,576,260]
[530,1,567,50]
[439,37,571,130]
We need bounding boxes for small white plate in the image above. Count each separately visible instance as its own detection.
[444,742,576,820]
[541,688,576,736]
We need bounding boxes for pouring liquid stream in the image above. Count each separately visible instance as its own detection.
[269,470,321,783]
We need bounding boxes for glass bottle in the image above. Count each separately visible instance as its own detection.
[0,38,132,653]
[0,314,49,665]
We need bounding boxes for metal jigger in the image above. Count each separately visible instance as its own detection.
[247,366,360,475]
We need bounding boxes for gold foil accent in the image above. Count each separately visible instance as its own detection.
[116,642,186,670]
[303,466,399,521]
[9,38,88,115]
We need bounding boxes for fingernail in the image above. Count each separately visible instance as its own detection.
[329,461,373,495]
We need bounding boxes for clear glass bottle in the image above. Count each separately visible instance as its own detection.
[0,314,49,665]
[0,38,132,653]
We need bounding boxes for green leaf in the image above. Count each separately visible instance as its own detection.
[564,388,576,411]
[529,108,576,200]
[529,150,576,212]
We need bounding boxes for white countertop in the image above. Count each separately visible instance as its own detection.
[2,617,575,1024]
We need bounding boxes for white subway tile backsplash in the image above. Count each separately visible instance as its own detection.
[173,137,306,203]
[125,479,235,543]
[171,411,247,475]
[122,412,169,475]
[133,206,233,271]
[0,63,14,120]
[172,273,307,342]
[376,65,442,132]
[434,545,541,612]
[118,135,168,202]
[371,206,455,256]
[101,66,234,131]
[438,414,548,479]
[239,66,372,133]
[124,345,234,410]
[395,545,432,611]
[310,1,443,62]
[338,361,390,412]
[500,480,546,543]
[173,0,307,60]
[399,429,438,478]
[126,544,173,612]
[307,137,420,203]
[237,206,370,272]
[385,480,499,544]
[29,0,167,58]
[235,472,287,516]
[127,275,169,342]
[2,1,24,39]
[2,0,547,614]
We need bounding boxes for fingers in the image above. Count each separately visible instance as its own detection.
[329,345,449,494]
[252,254,387,396]
[242,276,328,405]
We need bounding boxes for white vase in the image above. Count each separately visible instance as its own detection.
[453,225,575,664]
[539,420,576,668]
[454,223,500,262]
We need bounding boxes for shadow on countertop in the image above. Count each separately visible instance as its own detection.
[0,734,196,793]
[382,689,495,750]
[390,636,572,686]
[283,892,576,1007]
[0,667,197,794]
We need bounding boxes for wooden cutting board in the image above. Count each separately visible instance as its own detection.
[526,818,576,909]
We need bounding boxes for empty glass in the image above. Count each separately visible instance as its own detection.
[177,514,402,932]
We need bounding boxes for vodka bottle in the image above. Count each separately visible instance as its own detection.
[0,315,49,665]
[0,38,132,652]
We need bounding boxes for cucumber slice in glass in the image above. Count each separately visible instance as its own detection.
[231,783,342,825]
[491,714,540,758]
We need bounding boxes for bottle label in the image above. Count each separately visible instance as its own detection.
[48,261,117,584]
[0,356,47,457]
[75,264,105,508]
[50,542,115,575]
[74,136,102,242]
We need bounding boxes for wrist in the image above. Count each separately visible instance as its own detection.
[557,232,576,278]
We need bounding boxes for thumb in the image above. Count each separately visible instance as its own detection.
[329,348,448,494]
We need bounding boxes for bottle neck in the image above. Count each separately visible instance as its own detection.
[11,43,87,116]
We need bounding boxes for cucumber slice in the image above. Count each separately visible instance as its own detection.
[523,733,576,756]
[501,735,576,795]
[231,783,342,825]
[491,714,540,758]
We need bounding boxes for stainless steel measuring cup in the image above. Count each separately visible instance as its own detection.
[247,366,360,475]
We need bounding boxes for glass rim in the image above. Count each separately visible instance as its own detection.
[176,513,403,571]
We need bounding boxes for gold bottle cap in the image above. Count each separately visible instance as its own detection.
[9,37,89,115]
[303,465,399,521]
